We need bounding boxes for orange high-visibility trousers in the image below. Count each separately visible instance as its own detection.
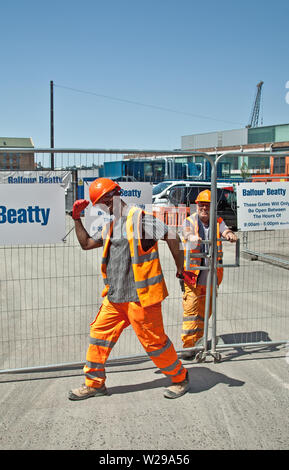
[84,296,187,388]
[181,284,213,348]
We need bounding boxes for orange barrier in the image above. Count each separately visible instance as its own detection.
[153,206,190,227]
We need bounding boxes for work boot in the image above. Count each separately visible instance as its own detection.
[163,372,190,399]
[181,338,213,360]
[68,384,108,401]
[180,337,203,361]
[181,350,196,361]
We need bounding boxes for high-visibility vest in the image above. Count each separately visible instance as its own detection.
[100,206,168,307]
[183,212,223,287]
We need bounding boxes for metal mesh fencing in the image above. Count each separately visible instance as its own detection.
[212,152,289,358]
[215,228,289,354]
[1,149,209,373]
[1,220,288,373]
[0,215,184,372]
[0,149,288,374]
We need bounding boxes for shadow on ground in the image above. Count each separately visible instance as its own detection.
[217,331,283,361]
[108,366,245,396]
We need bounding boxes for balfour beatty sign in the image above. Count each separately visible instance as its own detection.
[0,185,65,245]
[0,171,72,191]
[119,188,142,199]
[7,175,63,184]
[237,182,289,231]
[0,205,50,226]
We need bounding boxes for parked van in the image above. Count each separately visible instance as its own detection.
[152,180,237,229]
[152,180,189,205]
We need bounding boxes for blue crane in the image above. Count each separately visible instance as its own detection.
[247,81,264,128]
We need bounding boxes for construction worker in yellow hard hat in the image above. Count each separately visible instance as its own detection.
[195,189,211,204]
[180,189,237,360]
[68,178,189,400]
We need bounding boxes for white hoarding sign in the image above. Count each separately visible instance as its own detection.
[84,181,152,236]
[237,182,289,231]
[0,170,72,191]
[0,184,65,245]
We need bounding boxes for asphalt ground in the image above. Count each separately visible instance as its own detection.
[0,346,288,450]
[0,227,288,451]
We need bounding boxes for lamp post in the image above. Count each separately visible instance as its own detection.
[50,80,54,170]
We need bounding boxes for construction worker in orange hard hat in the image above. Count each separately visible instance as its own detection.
[71,178,121,220]
[89,177,121,207]
[68,178,189,400]
[180,189,237,360]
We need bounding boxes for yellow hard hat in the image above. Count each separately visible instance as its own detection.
[195,189,211,203]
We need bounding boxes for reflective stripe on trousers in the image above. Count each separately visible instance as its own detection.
[84,296,187,388]
[181,284,213,348]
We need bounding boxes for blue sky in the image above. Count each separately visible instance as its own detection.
[1,0,289,150]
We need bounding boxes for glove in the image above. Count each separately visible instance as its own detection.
[177,271,196,289]
[72,199,90,220]
[183,272,197,289]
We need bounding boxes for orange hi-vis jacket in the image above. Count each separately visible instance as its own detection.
[183,212,224,288]
[100,206,168,307]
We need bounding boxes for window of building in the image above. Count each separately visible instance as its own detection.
[247,156,270,170]
[273,156,285,174]
[2,153,7,169]
[144,163,153,181]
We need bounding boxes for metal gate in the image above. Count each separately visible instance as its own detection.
[0,148,288,374]
[202,152,289,363]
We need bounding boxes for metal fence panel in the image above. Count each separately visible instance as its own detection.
[0,149,213,373]
[216,229,289,351]
[0,149,288,373]
[211,152,289,361]
[0,215,187,373]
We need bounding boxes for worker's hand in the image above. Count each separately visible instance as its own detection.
[188,234,202,243]
[176,268,184,279]
[177,270,196,289]
[223,230,237,243]
[184,233,202,247]
[72,199,90,220]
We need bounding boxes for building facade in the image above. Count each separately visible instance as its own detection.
[0,137,35,170]
[181,124,289,177]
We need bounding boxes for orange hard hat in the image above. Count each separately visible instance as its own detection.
[89,178,121,205]
[195,189,211,203]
